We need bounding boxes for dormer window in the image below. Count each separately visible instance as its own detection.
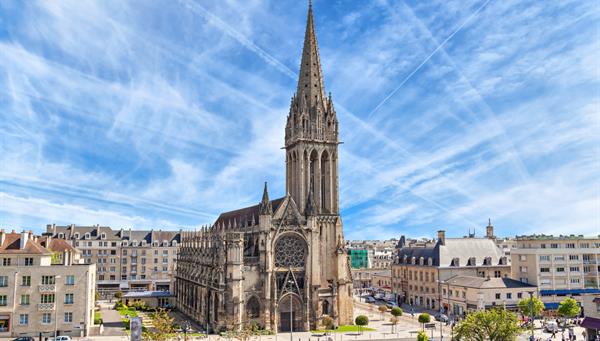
[419,257,424,266]
[172,241,177,247]
[122,241,128,247]
[132,240,138,247]
[411,257,416,265]
[467,257,476,266]
[451,258,460,266]
[499,256,507,265]
[483,257,492,266]
[84,233,90,240]
[428,257,433,266]
[74,233,80,239]
[163,240,168,247]
[101,233,106,240]
[141,241,147,247]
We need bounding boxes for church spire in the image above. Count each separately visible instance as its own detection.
[259,182,273,215]
[296,0,326,108]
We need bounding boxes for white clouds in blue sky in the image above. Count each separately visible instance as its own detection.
[1,0,598,239]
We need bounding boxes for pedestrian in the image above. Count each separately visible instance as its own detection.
[553,330,557,338]
[582,331,586,341]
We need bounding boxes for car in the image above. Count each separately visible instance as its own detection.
[545,321,559,333]
[434,313,449,322]
[49,336,72,341]
[366,296,376,303]
[385,301,399,309]
[12,337,35,341]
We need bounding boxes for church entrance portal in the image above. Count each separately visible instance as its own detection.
[278,294,304,332]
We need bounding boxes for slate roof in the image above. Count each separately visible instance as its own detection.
[445,276,536,289]
[214,197,285,227]
[397,237,507,267]
[48,225,180,244]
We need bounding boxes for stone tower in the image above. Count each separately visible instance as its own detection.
[285,0,339,215]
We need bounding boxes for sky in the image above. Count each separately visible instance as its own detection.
[0,0,599,240]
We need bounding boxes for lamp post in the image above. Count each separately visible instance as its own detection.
[54,275,62,340]
[528,291,535,340]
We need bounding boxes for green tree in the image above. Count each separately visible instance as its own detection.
[452,309,521,341]
[518,296,544,317]
[418,313,431,331]
[142,308,175,341]
[557,298,580,319]
[417,331,428,341]
[378,305,388,320]
[390,307,402,333]
[114,291,123,300]
[355,315,369,335]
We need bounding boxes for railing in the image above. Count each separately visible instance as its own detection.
[38,303,55,311]
[38,284,56,292]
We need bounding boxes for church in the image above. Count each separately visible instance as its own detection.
[175,1,354,332]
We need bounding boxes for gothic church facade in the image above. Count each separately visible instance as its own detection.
[175,2,354,332]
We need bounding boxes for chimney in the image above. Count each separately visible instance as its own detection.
[0,229,5,246]
[486,218,495,239]
[20,230,30,250]
[437,230,446,246]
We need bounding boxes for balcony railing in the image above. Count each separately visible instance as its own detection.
[38,303,55,311]
[38,284,56,292]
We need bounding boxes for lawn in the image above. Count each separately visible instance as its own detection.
[116,307,140,331]
[312,325,376,333]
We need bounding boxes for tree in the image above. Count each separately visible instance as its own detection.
[518,296,544,317]
[452,309,521,341]
[418,313,431,331]
[390,307,402,334]
[355,315,369,335]
[557,298,580,319]
[417,331,428,341]
[114,291,123,300]
[143,309,175,341]
[378,305,388,320]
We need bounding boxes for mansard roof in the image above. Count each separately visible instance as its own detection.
[214,197,285,228]
[397,237,506,267]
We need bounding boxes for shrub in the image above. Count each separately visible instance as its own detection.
[418,313,431,324]
[391,307,403,317]
[321,316,334,330]
[416,331,428,341]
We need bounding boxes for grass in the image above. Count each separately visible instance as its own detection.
[116,307,140,331]
[311,325,376,333]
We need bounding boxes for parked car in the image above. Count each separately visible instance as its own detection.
[12,337,34,341]
[434,313,449,322]
[49,336,72,341]
[385,301,399,309]
[366,296,376,303]
[545,321,559,333]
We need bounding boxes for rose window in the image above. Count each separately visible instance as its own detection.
[275,234,306,268]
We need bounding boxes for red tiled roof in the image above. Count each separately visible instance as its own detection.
[0,232,52,255]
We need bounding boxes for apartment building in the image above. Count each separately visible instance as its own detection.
[346,239,398,269]
[392,224,511,311]
[46,225,180,296]
[511,234,600,311]
[0,230,95,338]
[440,276,537,316]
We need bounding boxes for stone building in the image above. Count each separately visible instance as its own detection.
[392,223,511,311]
[0,230,96,338]
[175,2,353,333]
[45,225,180,296]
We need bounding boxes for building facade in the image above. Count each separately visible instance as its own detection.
[175,2,353,333]
[511,235,600,311]
[393,224,511,311]
[440,276,537,316]
[0,230,96,338]
[45,225,180,295]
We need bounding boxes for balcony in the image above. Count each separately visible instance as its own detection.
[38,303,55,311]
[38,284,56,292]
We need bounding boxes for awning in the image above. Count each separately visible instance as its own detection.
[544,302,560,310]
[581,317,600,330]
[540,289,600,295]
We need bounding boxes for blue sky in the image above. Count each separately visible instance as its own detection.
[1,0,599,240]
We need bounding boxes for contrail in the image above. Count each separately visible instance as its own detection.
[367,0,493,119]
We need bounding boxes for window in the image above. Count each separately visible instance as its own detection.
[65,293,74,304]
[494,270,501,278]
[20,294,30,305]
[66,275,75,285]
[2,258,11,266]
[584,266,592,273]
[570,266,580,272]
[556,267,565,272]
[519,255,527,261]
[41,276,55,285]
[540,255,550,261]
[0,295,7,306]
[19,314,28,325]
[162,250,169,256]
[550,243,559,249]
[122,249,128,256]
[569,255,579,261]
[517,293,523,299]
[570,278,580,284]
[64,312,73,323]
[24,258,33,266]
[540,267,550,273]
[580,243,589,248]
[506,293,512,299]
[520,266,528,273]
[566,243,575,249]
[540,244,546,249]
[41,294,55,303]
[22,276,31,286]
[162,266,168,271]
[495,293,501,299]
[0,276,7,287]
[554,255,565,261]
[42,313,51,324]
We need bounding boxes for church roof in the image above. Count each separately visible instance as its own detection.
[214,197,285,228]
